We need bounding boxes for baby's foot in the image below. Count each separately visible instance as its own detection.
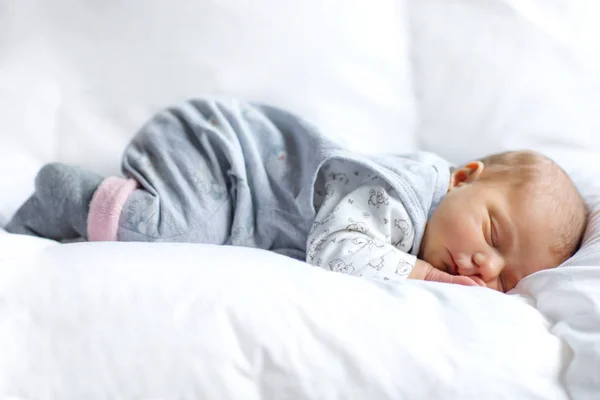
[5,163,104,240]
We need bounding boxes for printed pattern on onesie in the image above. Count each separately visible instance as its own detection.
[307,159,416,283]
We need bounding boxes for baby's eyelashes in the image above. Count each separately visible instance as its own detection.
[490,217,501,248]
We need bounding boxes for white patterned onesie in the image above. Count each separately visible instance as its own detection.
[307,159,418,283]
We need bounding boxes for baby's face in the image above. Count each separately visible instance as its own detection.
[419,163,559,292]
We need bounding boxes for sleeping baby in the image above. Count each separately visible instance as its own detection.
[5,98,588,292]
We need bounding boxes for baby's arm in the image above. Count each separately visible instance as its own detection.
[307,179,418,282]
[307,179,478,286]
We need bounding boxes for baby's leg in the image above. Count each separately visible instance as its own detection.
[5,161,232,244]
[93,184,233,244]
[5,163,103,240]
[85,174,232,243]
[92,102,238,244]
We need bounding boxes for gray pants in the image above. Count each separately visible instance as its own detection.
[5,99,333,260]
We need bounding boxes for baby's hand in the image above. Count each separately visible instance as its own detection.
[409,259,483,287]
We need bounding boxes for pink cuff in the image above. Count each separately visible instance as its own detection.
[87,177,138,241]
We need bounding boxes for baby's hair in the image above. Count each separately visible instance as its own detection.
[477,150,588,263]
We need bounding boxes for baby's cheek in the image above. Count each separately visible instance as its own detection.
[449,222,478,252]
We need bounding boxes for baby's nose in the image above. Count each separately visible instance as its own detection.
[473,252,488,268]
[473,252,502,278]
[456,253,478,275]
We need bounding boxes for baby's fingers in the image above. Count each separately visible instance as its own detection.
[424,267,483,287]
[450,275,483,287]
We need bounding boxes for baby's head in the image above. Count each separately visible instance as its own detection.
[419,150,588,292]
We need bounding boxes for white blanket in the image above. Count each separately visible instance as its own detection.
[0,235,574,399]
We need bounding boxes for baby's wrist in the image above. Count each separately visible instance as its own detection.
[407,259,433,280]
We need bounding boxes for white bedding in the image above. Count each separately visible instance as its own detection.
[1,145,600,400]
[2,0,600,398]
[0,236,574,399]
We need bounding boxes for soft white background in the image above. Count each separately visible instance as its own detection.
[1,0,600,399]
[0,0,415,172]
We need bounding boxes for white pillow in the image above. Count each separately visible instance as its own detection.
[511,147,600,399]
[0,0,416,175]
[409,0,600,163]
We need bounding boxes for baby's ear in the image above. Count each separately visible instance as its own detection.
[449,161,484,190]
